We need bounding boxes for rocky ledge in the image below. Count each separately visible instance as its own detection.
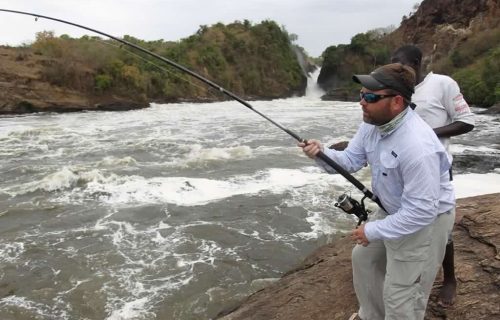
[217,193,500,320]
[0,47,149,114]
[480,103,500,115]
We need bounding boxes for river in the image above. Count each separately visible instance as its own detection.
[1,88,499,319]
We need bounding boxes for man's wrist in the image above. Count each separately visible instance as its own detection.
[363,221,379,242]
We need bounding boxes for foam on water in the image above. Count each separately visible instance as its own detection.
[107,297,152,320]
[451,144,500,155]
[2,166,107,194]
[1,98,499,320]
[98,156,138,167]
[81,223,190,319]
[65,178,349,320]
[95,167,356,207]
[82,207,246,318]
[0,242,25,263]
[0,296,69,319]
[181,144,254,166]
[32,167,81,192]
[454,172,500,198]
[6,165,354,208]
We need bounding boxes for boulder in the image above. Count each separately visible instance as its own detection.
[479,103,500,114]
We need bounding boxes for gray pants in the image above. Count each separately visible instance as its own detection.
[420,209,455,299]
[352,210,454,320]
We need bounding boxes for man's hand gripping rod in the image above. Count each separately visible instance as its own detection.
[299,138,384,225]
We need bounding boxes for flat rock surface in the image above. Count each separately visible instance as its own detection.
[218,193,500,320]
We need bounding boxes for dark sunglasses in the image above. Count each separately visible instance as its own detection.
[360,92,397,103]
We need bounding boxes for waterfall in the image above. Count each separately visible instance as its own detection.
[305,68,325,98]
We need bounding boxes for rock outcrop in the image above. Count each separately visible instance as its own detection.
[481,103,500,114]
[217,193,500,320]
[388,0,500,66]
[318,0,500,105]
[0,47,148,114]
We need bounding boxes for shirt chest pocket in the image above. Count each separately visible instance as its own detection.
[379,151,403,195]
[380,151,399,170]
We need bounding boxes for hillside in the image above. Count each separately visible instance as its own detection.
[0,20,309,114]
[319,0,500,107]
[0,46,149,113]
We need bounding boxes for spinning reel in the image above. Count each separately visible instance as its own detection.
[335,193,371,226]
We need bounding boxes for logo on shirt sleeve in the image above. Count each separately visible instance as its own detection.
[453,94,470,114]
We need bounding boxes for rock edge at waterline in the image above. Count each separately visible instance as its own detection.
[217,193,500,320]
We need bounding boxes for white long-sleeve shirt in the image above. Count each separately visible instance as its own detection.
[320,108,455,241]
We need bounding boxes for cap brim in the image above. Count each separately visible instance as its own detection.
[352,74,387,91]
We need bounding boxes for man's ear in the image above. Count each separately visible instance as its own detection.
[390,95,405,113]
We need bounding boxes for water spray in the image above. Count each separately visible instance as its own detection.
[0,9,384,223]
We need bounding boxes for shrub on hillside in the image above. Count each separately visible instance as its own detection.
[453,47,500,107]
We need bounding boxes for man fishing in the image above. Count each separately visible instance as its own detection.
[299,63,455,320]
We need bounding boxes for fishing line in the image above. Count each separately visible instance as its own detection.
[0,8,386,218]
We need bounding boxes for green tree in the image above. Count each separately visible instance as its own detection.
[94,74,113,91]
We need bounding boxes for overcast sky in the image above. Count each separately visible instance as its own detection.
[0,0,421,57]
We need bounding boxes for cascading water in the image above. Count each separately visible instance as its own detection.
[305,68,325,98]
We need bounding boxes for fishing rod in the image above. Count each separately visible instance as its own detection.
[0,9,385,223]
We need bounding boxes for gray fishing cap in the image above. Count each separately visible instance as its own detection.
[352,63,415,100]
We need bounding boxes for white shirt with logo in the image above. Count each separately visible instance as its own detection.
[412,72,475,154]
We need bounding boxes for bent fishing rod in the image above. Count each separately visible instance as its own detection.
[0,9,384,223]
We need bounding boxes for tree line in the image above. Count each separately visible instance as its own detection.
[25,20,306,103]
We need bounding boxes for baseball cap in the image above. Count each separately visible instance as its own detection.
[352,63,416,100]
